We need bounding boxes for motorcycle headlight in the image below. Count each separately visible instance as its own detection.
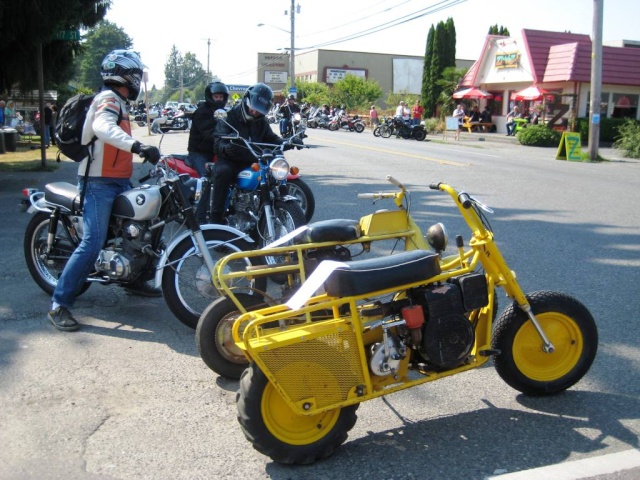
[293,113,302,123]
[426,222,448,253]
[270,157,289,181]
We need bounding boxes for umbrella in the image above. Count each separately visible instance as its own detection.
[512,85,548,101]
[452,87,493,99]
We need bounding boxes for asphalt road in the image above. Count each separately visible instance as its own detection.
[1,127,639,479]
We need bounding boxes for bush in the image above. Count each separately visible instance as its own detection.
[517,125,562,147]
[424,117,441,133]
[613,119,640,158]
[574,117,628,143]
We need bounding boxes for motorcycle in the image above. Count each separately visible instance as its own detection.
[151,108,189,133]
[281,112,307,139]
[307,112,332,129]
[196,174,439,379]
[164,149,315,223]
[329,114,366,133]
[224,176,598,465]
[266,104,282,124]
[382,116,427,141]
[372,116,393,137]
[22,140,266,330]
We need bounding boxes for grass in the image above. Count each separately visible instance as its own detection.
[0,137,61,172]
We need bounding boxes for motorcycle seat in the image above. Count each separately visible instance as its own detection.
[44,182,81,213]
[323,250,440,298]
[294,219,361,244]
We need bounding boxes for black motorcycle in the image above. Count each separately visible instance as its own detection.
[381,116,427,141]
[23,145,265,330]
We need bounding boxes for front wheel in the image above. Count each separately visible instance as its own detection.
[287,179,315,223]
[372,126,381,137]
[196,294,268,379]
[380,125,392,138]
[492,290,598,395]
[162,229,267,329]
[328,122,339,131]
[237,363,359,465]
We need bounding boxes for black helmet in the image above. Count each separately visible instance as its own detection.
[205,81,229,109]
[101,49,145,101]
[288,94,296,101]
[241,83,273,123]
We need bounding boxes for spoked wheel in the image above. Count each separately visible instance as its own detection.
[328,122,339,131]
[196,294,268,379]
[23,212,91,296]
[258,202,306,284]
[380,126,392,138]
[162,229,267,329]
[287,179,315,223]
[237,363,359,465]
[492,290,598,395]
[373,126,381,137]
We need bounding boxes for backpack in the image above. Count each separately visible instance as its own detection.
[54,93,97,162]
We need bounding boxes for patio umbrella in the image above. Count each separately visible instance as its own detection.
[512,85,548,101]
[452,87,493,99]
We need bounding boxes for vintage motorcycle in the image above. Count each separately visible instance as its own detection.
[164,152,315,223]
[381,117,427,141]
[23,145,265,330]
[220,176,598,465]
[151,108,189,133]
[329,114,366,133]
[281,112,307,139]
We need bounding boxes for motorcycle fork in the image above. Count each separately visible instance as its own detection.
[45,208,62,255]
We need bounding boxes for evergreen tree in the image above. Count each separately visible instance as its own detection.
[0,0,110,93]
[422,18,456,117]
[421,25,436,116]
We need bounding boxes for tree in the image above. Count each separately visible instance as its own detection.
[436,66,469,118]
[329,75,382,111]
[163,46,207,102]
[421,18,456,118]
[421,25,436,116]
[77,20,133,93]
[488,25,510,36]
[0,0,110,94]
[296,80,331,106]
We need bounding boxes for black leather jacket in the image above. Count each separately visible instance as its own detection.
[213,105,283,166]
[188,103,217,155]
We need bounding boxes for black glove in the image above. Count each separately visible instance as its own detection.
[223,142,242,157]
[292,136,304,150]
[132,141,160,165]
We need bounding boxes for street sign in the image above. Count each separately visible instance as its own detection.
[289,87,297,96]
[53,30,81,41]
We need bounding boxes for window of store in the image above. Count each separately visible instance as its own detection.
[587,92,610,118]
[611,93,638,119]
[487,91,504,116]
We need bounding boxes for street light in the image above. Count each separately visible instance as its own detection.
[257,0,298,91]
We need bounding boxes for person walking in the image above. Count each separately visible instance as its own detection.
[369,105,379,129]
[47,49,161,332]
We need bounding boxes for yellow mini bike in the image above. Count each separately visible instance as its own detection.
[220,176,598,465]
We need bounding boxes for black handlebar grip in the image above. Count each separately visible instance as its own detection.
[429,183,441,190]
[139,173,151,183]
[458,192,472,209]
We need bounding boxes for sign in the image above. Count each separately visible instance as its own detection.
[289,87,297,95]
[53,30,80,41]
[592,113,601,125]
[495,52,520,69]
[264,70,287,84]
[325,68,366,84]
[556,132,583,161]
[445,117,459,131]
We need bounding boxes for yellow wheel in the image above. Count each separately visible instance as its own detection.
[493,291,598,395]
[237,363,359,465]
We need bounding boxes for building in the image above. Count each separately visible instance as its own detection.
[257,49,473,106]
[458,29,640,132]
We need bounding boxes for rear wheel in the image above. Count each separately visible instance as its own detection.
[237,363,359,465]
[354,123,365,133]
[162,229,266,329]
[24,212,91,296]
[412,129,427,141]
[373,126,381,137]
[492,291,598,395]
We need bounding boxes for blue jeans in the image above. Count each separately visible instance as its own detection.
[44,124,50,146]
[279,118,290,136]
[52,177,131,308]
[187,151,211,177]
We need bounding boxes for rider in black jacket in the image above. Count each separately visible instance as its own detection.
[211,83,285,224]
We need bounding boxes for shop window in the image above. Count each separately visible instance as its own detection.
[587,92,610,118]
[611,93,638,119]
[487,91,504,116]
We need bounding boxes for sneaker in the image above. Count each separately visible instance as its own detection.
[124,282,163,298]
[47,307,79,332]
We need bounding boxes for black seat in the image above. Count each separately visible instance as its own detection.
[324,250,441,297]
[294,219,361,244]
[44,182,81,213]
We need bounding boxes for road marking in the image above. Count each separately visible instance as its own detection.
[486,449,640,480]
[320,137,469,167]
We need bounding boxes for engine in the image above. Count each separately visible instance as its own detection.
[95,220,155,281]
[367,273,488,375]
[227,191,259,232]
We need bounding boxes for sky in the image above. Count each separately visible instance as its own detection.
[104,0,639,92]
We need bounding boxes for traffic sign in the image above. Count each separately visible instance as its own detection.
[53,30,81,41]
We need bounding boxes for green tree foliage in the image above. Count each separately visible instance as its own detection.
[296,80,331,106]
[77,20,133,93]
[0,0,110,94]
[329,75,382,111]
[422,19,456,117]
[436,66,469,118]
[163,47,207,101]
[488,25,510,36]
[613,119,640,158]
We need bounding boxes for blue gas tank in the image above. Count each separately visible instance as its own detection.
[235,168,260,191]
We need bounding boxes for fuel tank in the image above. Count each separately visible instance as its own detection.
[111,185,162,220]
[236,168,260,191]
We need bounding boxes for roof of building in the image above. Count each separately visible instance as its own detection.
[460,28,640,88]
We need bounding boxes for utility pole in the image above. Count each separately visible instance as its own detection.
[289,0,296,91]
[207,38,211,83]
[588,0,603,161]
